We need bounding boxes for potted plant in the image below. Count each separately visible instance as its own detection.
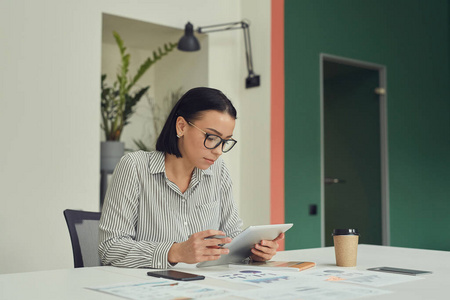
[100,31,176,172]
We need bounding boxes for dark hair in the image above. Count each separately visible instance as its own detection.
[156,87,237,158]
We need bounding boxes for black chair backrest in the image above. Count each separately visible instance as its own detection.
[63,209,102,268]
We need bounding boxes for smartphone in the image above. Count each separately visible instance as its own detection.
[147,270,205,281]
[367,267,432,276]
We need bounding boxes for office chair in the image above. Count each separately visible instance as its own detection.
[63,209,102,268]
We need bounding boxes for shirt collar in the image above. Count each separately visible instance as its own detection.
[148,151,166,174]
[148,151,213,177]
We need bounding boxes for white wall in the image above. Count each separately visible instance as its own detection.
[0,0,271,274]
[240,0,272,226]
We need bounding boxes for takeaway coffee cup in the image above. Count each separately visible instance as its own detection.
[332,229,359,267]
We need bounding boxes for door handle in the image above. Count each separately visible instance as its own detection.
[324,177,346,185]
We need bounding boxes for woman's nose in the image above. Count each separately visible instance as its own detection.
[211,145,223,155]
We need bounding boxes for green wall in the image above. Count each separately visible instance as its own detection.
[285,0,450,251]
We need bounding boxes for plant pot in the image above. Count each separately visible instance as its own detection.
[100,141,125,172]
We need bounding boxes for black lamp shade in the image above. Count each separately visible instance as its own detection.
[178,22,200,51]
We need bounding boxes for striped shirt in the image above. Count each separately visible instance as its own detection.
[98,150,243,269]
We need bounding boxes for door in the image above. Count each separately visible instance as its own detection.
[322,56,387,246]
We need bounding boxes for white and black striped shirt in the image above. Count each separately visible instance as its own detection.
[98,151,243,269]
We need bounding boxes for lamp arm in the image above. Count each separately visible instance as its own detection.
[242,21,255,77]
[188,20,260,88]
[197,21,243,33]
[197,21,255,77]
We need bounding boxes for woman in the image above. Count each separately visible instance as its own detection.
[99,87,283,268]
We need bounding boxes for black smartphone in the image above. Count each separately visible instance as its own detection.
[147,270,205,281]
[367,267,432,276]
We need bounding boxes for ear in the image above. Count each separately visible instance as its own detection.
[175,116,188,137]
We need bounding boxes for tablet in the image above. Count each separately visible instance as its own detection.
[197,223,293,268]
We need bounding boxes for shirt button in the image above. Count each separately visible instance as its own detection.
[157,263,161,267]
[182,199,186,203]
[184,222,188,226]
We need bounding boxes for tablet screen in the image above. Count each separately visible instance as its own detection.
[197,223,293,268]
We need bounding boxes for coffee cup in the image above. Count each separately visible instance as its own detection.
[332,229,359,267]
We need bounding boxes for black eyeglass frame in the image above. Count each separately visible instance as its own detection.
[188,122,237,153]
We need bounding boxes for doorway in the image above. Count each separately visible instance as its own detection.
[320,54,389,247]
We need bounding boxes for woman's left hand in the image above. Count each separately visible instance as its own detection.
[250,233,285,262]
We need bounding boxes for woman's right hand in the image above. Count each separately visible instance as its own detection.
[168,230,232,264]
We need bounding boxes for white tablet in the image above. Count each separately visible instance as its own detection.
[197,223,293,268]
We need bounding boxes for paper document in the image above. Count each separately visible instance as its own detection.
[87,280,231,300]
[236,281,391,300]
[208,269,391,300]
[210,269,304,286]
[306,268,424,287]
[87,267,422,300]
[230,261,315,272]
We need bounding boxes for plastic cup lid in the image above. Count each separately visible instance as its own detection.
[332,228,359,236]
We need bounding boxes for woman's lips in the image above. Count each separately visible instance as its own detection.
[204,158,215,164]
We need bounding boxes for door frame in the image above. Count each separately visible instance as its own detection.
[319,53,390,246]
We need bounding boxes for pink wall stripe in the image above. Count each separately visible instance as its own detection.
[271,0,285,249]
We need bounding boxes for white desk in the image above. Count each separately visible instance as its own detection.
[1,245,448,299]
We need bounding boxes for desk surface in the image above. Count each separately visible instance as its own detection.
[1,245,448,299]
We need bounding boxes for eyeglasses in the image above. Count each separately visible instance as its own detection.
[188,122,237,153]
